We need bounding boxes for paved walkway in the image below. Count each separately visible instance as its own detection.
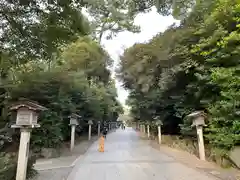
[67,128,218,180]
[32,136,98,180]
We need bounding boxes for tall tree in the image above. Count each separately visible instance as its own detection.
[117,0,240,150]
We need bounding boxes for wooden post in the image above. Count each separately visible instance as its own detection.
[187,111,207,161]
[147,124,150,138]
[16,128,31,180]
[70,125,76,151]
[10,99,47,180]
[158,125,161,144]
[98,122,101,137]
[197,126,205,160]
[88,124,92,141]
[69,113,80,150]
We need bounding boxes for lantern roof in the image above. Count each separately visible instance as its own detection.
[187,111,207,119]
[88,120,93,125]
[155,119,163,126]
[9,98,47,111]
[68,113,81,119]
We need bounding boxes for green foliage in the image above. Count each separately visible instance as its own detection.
[1,35,122,164]
[0,0,90,62]
[0,1,125,179]
[60,37,112,83]
[8,43,122,148]
[130,0,197,19]
[86,0,140,41]
[0,0,142,62]
[118,0,240,150]
[206,66,240,149]
[0,152,36,180]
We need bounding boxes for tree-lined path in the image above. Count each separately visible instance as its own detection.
[67,128,217,180]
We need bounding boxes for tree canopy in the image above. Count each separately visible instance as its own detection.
[0,0,125,153]
[118,0,240,150]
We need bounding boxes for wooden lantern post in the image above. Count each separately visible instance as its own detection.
[10,99,47,180]
[143,123,146,134]
[69,113,80,151]
[155,117,163,145]
[98,121,101,137]
[147,122,150,139]
[88,120,93,141]
[187,111,207,161]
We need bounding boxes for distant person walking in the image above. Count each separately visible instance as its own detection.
[102,127,108,138]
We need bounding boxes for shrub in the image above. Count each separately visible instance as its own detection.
[0,152,37,180]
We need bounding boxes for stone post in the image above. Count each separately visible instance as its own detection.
[143,124,146,134]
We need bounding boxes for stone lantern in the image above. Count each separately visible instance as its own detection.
[187,111,207,161]
[88,119,93,141]
[154,117,163,145]
[97,121,101,137]
[68,113,81,151]
[10,99,47,180]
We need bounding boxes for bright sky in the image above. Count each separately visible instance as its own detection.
[102,8,178,107]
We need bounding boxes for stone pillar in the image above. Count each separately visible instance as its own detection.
[147,124,150,138]
[197,126,205,160]
[70,125,76,151]
[157,125,161,144]
[109,123,111,131]
[98,122,101,137]
[88,124,92,141]
[16,128,31,180]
